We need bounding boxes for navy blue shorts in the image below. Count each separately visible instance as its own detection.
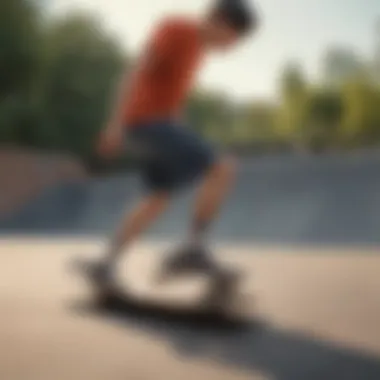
[126,121,217,192]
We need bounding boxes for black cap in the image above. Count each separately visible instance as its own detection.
[211,0,259,34]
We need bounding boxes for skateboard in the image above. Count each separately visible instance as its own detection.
[70,256,251,319]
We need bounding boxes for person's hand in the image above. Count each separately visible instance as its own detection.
[97,125,124,159]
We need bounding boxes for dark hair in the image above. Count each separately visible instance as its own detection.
[210,0,259,35]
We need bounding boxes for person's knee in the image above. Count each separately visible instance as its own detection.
[144,192,171,214]
[212,155,237,183]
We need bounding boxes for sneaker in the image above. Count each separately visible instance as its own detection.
[157,244,218,282]
[85,260,122,296]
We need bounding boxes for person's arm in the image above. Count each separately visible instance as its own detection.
[105,69,132,133]
[97,68,134,158]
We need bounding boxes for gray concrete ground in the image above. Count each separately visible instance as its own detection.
[1,240,380,380]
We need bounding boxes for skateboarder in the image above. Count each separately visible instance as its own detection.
[93,0,259,291]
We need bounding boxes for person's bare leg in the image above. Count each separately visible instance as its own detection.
[162,156,236,276]
[189,156,236,246]
[100,192,170,276]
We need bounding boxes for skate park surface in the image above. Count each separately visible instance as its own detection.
[1,153,380,380]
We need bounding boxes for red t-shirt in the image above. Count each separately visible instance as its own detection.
[123,17,204,127]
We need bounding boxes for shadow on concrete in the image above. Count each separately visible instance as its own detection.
[69,295,380,380]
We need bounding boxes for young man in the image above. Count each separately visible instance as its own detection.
[94,0,259,291]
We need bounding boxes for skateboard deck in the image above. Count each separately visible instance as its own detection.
[70,256,254,325]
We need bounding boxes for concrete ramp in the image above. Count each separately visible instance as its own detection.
[0,148,86,217]
[2,153,380,246]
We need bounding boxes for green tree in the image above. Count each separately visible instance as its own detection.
[341,78,380,146]
[0,0,42,143]
[322,46,365,88]
[276,62,309,149]
[230,101,276,150]
[187,90,232,143]
[40,12,127,157]
[0,0,41,97]
[303,90,344,151]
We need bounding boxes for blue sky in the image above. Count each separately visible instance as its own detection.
[51,0,380,100]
